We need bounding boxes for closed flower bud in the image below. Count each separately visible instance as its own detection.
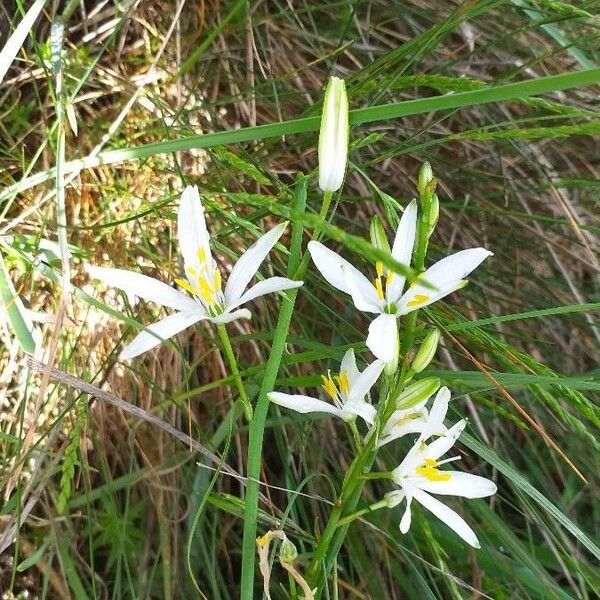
[318,76,349,193]
[417,161,434,197]
[427,193,439,238]
[396,377,441,410]
[370,215,391,254]
[411,329,440,373]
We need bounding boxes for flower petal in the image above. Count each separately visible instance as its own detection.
[378,414,428,448]
[178,185,213,270]
[224,222,288,305]
[398,248,492,314]
[121,310,207,360]
[411,488,481,548]
[344,400,377,425]
[227,276,302,310]
[399,493,413,534]
[211,309,252,324]
[424,419,467,461]
[268,392,344,418]
[88,266,199,312]
[343,263,382,313]
[366,313,398,363]
[347,359,384,405]
[340,348,361,387]
[418,386,451,441]
[415,472,497,499]
[387,200,418,302]
[308,241,378,304]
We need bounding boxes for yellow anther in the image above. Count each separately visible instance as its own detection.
[198,277,215,305]
[406,293,429,308]
[187,266,197,276]
[374,277,385,300]
[386,271,395,286]
[175,278,197,296]
[213,269,222,290]
[321,374,338,401]
[197,247,207,263]
[336,371,350,395]
[416,458,451,482]
[376,261,385,277]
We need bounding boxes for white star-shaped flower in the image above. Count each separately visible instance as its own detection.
[377,386,450,448]
[308,200,492,363]
[89,186,303,359]
[268,349,384,425]
[384,419,497,548]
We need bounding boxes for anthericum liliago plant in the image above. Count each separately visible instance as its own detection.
[259,83,497,593]
[85,72,499,598]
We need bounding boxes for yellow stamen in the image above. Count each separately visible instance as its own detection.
[415,458,451,482]
[336,371,350,395]
[187,266,197,276]
[198,277,215,305]
[197,247,207,263]
[406,293,429,308]
[376,260,384,277]
[386,271,395,286]
[321,374,338,401]
[175,278,197,296]
[374,277,385,300]
[213,269,222,290]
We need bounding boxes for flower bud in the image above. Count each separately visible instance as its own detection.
[411,329,440,373]
[279,536,298,564]
[370,215,391,254]
[417,161,434,197]
[395,377,441,410]
[318,76,349,193]
[427,193,439,238]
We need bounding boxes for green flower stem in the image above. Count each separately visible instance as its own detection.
[304,375,398,591]
[239,176,308,599]
[216,323,253,422]
[337,498,389,528]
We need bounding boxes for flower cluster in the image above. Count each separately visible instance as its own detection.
[89,74,498,554]
[267,76,497,548]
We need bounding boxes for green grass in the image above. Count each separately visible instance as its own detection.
[1,0,599,598]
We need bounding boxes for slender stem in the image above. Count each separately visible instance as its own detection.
[337,499,389,528]
[305,376,395,590]
[216,323,253,422]
[239,177,307,599]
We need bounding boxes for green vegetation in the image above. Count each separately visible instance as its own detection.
[0,1,598,598]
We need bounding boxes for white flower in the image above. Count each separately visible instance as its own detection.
[318,76,349,193]
[377,386,450,448]
[89,186,303,359]
[268,349,383,425]
[307,200,492,362]
[384,419,497,548]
